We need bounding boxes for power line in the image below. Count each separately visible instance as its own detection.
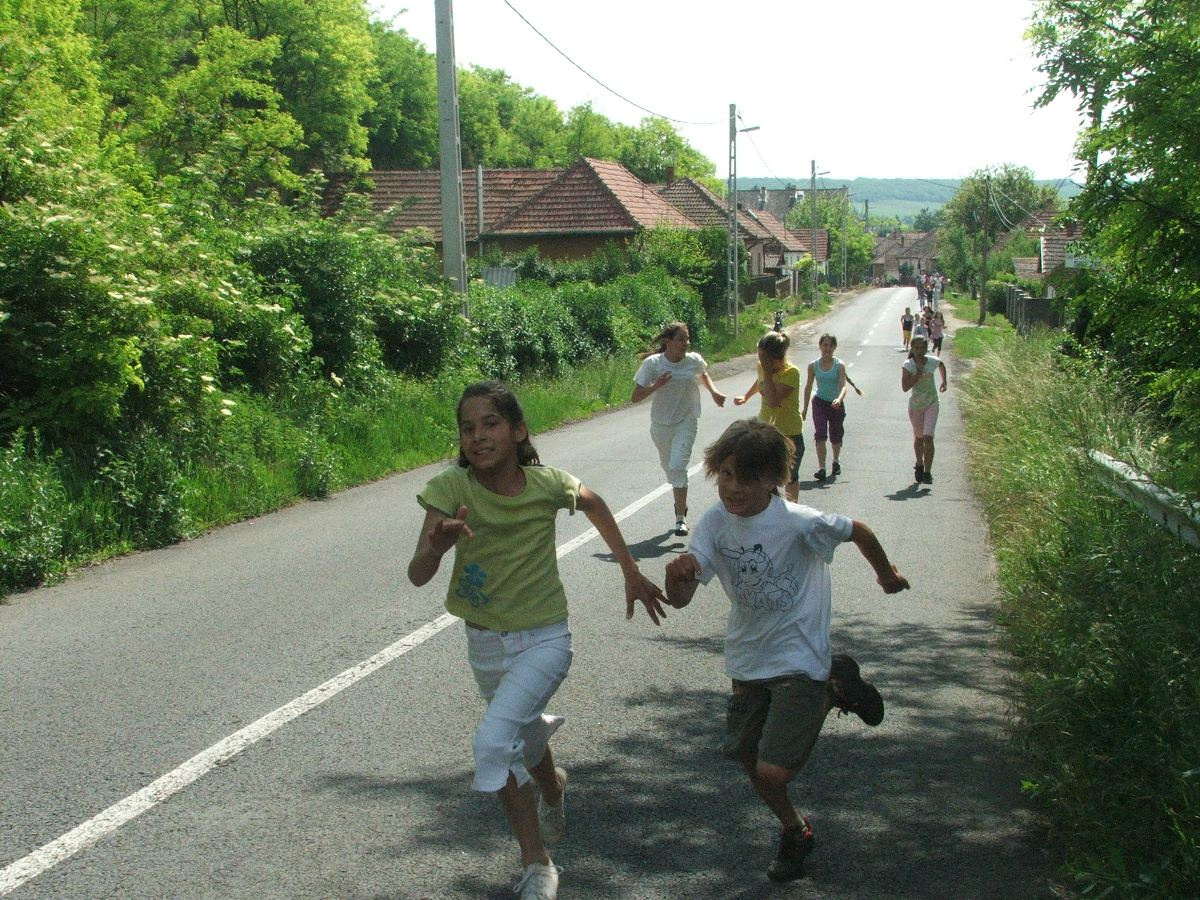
[740,124,792,190]
[991,182,1041,225]
[500,0,715,126]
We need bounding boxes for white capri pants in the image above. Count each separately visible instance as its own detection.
[465,619,573,793]
[908,402,940,438]
[650,417,699,489]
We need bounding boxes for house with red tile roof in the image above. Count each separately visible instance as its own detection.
[487,158,697,258]
[872,230,937,283]
[326,168,559,246]
[329,158,699,261]
[657,178,773,278]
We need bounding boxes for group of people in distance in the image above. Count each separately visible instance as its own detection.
[407,302,945,898]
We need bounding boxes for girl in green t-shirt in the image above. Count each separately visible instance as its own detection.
[407,381,667,899]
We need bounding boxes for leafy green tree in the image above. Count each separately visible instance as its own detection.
[784,190,875,287]
[363,23,437,168]
[130,27,305,203]
[82,0,375,179]
[1,0,106,185]
[618,117,715,183]
[561,102,622,163]
[1029,0,1200,488]
[912,207,943,231]
[939,165,1055,323]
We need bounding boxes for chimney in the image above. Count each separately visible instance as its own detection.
[664,165,676,183]
[758,186,767,210]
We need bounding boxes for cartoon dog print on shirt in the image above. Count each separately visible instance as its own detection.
[720,544,798,610]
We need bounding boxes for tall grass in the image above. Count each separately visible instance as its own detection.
[959,330,1200,896]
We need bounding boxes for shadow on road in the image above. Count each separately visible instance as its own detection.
[886,483,931,501]
[313,602,1048,898]
[594,531,688,564]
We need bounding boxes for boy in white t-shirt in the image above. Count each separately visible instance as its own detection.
[664,418,909,883]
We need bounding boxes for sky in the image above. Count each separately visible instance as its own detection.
[371,0,1086,184]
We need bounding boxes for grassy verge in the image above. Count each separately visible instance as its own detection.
[945,291,1017,359]
[959,329,1200,896]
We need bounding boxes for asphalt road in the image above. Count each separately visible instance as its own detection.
[0,287,1049,898]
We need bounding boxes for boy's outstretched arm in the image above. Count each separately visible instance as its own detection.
[664,554,702,609]
[848,520,910,594]
[577,486,668,625]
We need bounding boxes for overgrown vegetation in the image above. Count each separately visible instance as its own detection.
[1026,0,1200,494]
[960,331,1200,896]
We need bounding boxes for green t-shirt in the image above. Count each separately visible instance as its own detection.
[417,464,581,631]
[757,362,803,436]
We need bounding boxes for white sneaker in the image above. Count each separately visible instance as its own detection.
[674,518,689,536]
[514,861,561,899]
[537,767,568,846]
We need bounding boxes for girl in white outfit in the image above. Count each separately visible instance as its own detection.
[631,322,726,535]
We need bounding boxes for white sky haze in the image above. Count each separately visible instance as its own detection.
[372,0,1086,184]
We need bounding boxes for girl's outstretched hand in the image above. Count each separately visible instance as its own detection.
[429,505,473,556]
[624,569,668,625]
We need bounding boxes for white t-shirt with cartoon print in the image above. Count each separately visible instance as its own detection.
[688,494,852,681]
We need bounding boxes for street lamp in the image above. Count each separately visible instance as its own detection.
[727,103,759,337]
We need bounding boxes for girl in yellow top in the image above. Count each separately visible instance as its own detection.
[407,381,666,899]
[734,331,804,501]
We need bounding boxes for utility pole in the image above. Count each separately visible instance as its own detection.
[476,164,484,261]
[435,0,468,313]
[809,160,818,304]
[840,185,848,288]
[864,198,869,230]
[725,106,759,336]
[727,104,739,336]
[978,175,991,325]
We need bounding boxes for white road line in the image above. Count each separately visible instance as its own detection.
[0,466,699,895]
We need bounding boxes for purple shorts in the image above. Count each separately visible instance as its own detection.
[811,396,846,443]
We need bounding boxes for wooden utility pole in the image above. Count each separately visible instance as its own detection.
[978,175,991,325]
[809,160,817,304]
[435,0,468,312]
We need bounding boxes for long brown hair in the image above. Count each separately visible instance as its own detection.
[649,321,688,354]
[456,381,541,467]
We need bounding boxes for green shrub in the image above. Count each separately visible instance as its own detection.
[0,196,153,444]
[0,430,68,596]
[960,332,1200,895]
[611,268,707,349]
[296,431,339,499]
[375,284,464,377]
[97,429,188,548]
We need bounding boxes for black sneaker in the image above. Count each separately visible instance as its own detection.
[831,461,842,476]
[914,464,925,484]
[829,654,884,726]
[921,470,934,485]
[767,816,814,882]
[813,468,826,481]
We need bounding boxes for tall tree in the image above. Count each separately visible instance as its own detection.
[1028,0,1200,479]
[618,117,715,183]
[363,22,437,168]
[939,165,1055,323]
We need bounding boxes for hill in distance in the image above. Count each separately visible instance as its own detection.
[736,176,1082,224]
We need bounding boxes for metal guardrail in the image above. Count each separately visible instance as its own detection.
[1087,450,1200,549]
